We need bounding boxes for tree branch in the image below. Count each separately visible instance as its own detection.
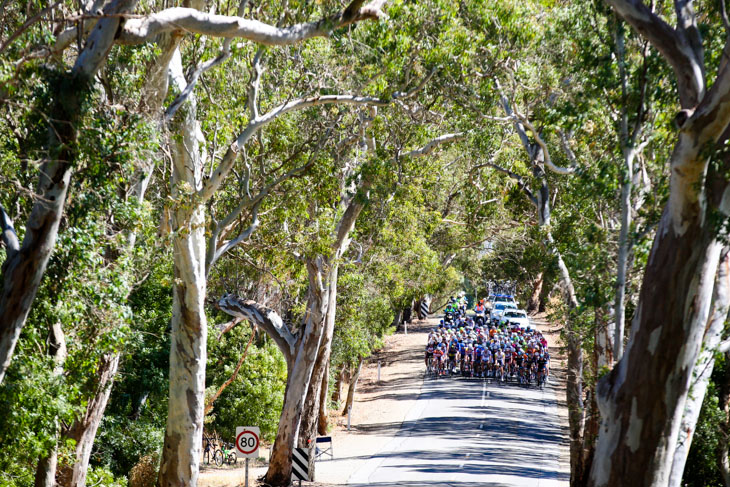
[607,0,704,107]
[513,113,576,175]
[685,38,730,146]
[216,294,296,365]
[204,329,255,415]
[116,0,386,46]
[217,317,243,336]
[0,205,19,263]
[0,0,63,56]
[72,0,138,78]
[164,0,252,122]
[398,132,466,158]
[481,161,538,207]
[200,94,390,204]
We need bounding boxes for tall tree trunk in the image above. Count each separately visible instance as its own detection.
[582,387,598,487]
[567,326,585,486]
[591,217,724,487]
[61,354,121,487]
[342,356,364,416]
[718,351,730,487]
[0,0,137,385]
[590,2,730,484]
[331,364,346,404]
[392,308,403,330]
[667,249,730,487]
[0,156,72,385]
[527,272,543,313]
[34,322,66,487]
[614,146,635,361]
[595,306,615,372]
[538,275,552,312]
[34,454,58,487]
[265,258,329,487]
[582,307,612,487]
[298,265,339,479]
[158,48,208,487]
[317,360,331,436]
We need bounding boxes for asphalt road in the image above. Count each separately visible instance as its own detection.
[347,373,568,487]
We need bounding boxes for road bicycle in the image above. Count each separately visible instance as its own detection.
[447,355,458,376]
[496,363,506,384]
[203,434,215,465]
[537,368,547,389]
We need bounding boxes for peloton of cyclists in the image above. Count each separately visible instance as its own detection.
[423,294,551,386]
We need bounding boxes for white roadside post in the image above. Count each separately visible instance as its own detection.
[235,426,260,487]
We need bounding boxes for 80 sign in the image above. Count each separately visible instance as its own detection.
[235,427,260,458]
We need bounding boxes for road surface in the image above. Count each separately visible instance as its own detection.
[347,373,568,487]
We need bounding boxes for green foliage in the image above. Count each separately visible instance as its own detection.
[205,323,287,443]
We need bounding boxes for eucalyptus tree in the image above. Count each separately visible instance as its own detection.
[217,120,464,484]
[0,0,385,378]
[589,1,730,486]
[1,1,389,485]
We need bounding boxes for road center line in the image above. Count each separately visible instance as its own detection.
[480,381,486,407]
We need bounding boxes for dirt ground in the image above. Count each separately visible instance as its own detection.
[199,313,570,487]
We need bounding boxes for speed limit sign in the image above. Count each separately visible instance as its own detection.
[235,426,260,458]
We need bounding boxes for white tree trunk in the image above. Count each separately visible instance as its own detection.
[158,48,208,487]
[667,249,730,487]
[34,322,66,487]
[299,265,339,442]
[596,306,615,371]
[591,218,725,487]
[614,147,635,361]
[62,354,121,487]
[265,257,329,487]
[0,0,137,385]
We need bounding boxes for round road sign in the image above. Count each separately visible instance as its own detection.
[236,428,259,456]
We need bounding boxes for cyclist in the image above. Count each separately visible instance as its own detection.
[537,351,549,385]
[494,348,506,382]
[433,343,446,375]
[473,341,485,378]
[447,340,459,375]
[425,342,435,372]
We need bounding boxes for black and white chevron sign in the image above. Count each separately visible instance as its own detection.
[420,299,429,318]
[291,447,309,481]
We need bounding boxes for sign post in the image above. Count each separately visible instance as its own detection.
[235,427,260,487]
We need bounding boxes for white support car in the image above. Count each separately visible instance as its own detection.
[500,309,530,329]
[490,302,517,321]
